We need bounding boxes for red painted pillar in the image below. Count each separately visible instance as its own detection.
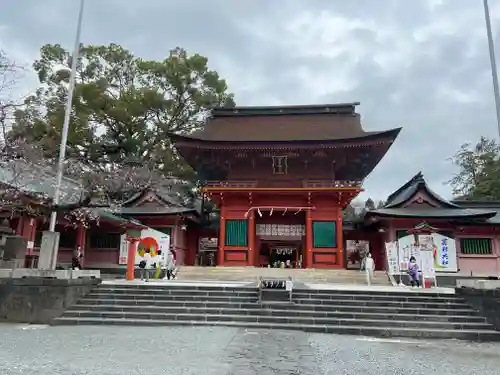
[27,218,37,255]
[336,208,344,268]
[15,215,24,236]
[126,237,140,281]
[218,205,226,267]
[305,209,313,268]
[248,210,255,266]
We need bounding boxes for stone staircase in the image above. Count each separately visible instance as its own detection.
[52,283,500,341]
[176,267,391,285]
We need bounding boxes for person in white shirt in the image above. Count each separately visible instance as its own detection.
[163,251,176,280]
[140,249,152,282]
[285,276,294,303]
[364,253,375,286]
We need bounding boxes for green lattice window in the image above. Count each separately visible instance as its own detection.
[312,221,337,248]
[460,238,493,255]
[225,219,248,247]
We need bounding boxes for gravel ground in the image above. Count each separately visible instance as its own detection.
[0,324,499,375]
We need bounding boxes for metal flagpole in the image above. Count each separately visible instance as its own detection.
[45,0,85,269]
[483,0,500,138]
[49,0,85,233]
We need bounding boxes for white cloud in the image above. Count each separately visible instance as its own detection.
[1,0,499,201]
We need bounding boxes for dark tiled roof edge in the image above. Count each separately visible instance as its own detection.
[210,103,360,117]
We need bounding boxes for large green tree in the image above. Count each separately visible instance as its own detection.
[11,43,235,179]
[449,136,500,200]
[2,44,234,224]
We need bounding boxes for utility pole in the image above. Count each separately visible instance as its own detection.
[483,0,500,138]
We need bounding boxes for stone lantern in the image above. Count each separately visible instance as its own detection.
[0,219,27,269]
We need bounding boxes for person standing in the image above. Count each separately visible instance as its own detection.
[408,256,420,287]
[72,246,83,270]
[364,253,375,286]
[164,251,176,280]
[140,249,152,282]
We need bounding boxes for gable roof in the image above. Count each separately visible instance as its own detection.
[384,172,460,209]
[120,186,201,216]
[365,172,498,222]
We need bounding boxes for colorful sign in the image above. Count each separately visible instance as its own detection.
[431,233,457,272]
[118,228,171,265]
[397,233,457,273]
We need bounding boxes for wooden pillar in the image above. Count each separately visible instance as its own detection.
[305,209,313,268]
[218,205,226,266]
[15,215,24,236]
[76,226,86,268]
[248,210,255,266]
[336,208,344,268]
[27,218,37,255]
[126,236,140,280]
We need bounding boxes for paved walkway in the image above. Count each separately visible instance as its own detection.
[1,325,499,374]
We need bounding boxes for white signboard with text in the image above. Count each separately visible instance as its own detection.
[397,235,418,271]
[397,232,457,273]
[420,249,436,278]
[385,241,400,275]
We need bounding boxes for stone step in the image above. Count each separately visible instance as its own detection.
[95,289,259,298]
[50,317,500,341]
[83,293,469,309]
[85,293,258,303]
[78,298,478,316]
[95,288,462,303]
[69,304,487,323]
[59,310,493,331]
[291,293,462,303]
[98,284,454,298]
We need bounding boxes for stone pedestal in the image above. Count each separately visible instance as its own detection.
[0,236,27,269]
[38,231,60,270]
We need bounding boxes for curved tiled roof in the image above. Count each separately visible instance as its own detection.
[367,208,497,220]
[384,172,460,209]
[171,103,401,143]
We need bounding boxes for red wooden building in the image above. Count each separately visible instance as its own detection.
[7,103,500,277]
[170,103,400,268]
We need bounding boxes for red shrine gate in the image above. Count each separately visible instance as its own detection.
[205,188,361,268]
[171,103,400,269]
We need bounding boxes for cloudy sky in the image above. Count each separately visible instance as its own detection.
[1,0,500,202]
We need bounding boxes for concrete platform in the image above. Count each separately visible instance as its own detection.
[0,268,100,279]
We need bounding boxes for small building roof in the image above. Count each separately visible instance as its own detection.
[171,103,401,143]
[119,187,202,217]
[451,200,500,225]
[366,172,498,222]
[384,172,460,209]
[367,207,496,220]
